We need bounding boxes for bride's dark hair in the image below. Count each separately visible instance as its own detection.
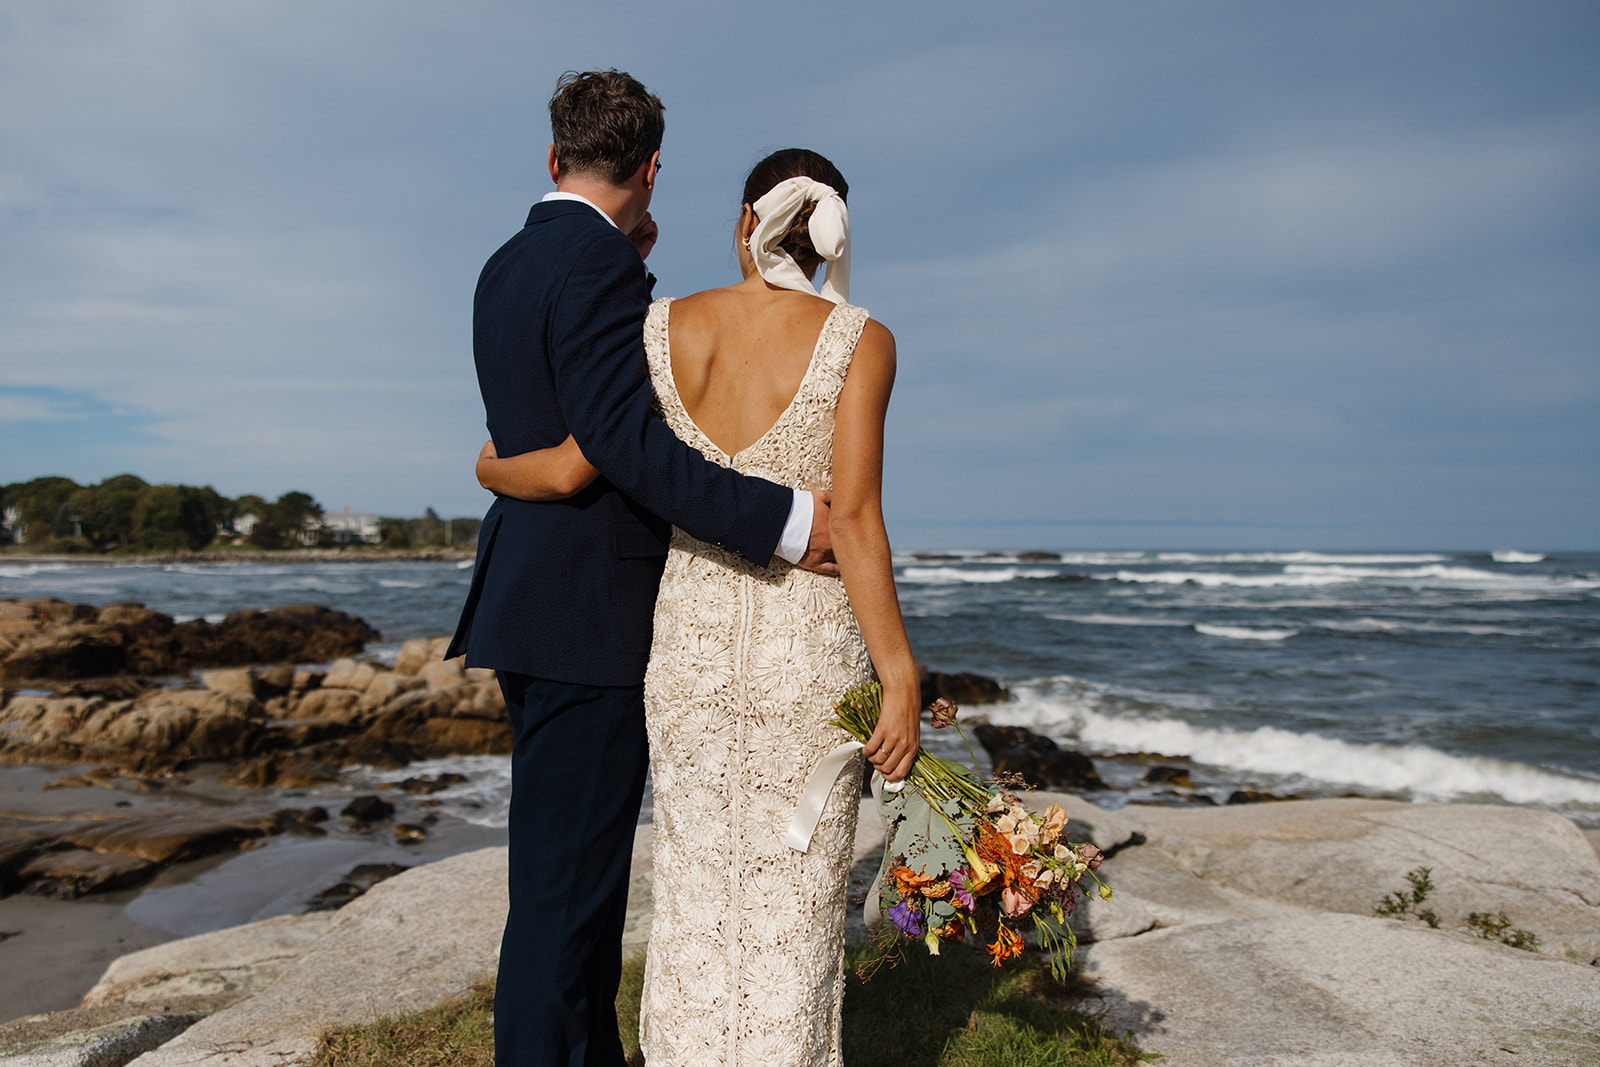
[743,149,849,275]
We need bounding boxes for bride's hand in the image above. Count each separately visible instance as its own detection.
[862,681,921,783]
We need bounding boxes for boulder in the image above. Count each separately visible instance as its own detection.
[418,658,464,690]
[972,724,1107,791]
[917,665,1011,706]
[1,690,263,765]
[1143,765,1192,788]
[284,688,361,724]
[16,847,159,899]
[391,638,435,677]
[339,796,394,824]
[304,863,415,913]
[321,659,377,692]
[396,773,466,795]
[290,668,324,692]
[251,665,294,698]
[59,815,265,865]
[358,672,423,710]
[2,625,127,681]
[0,600,379,683]
[198,669,255,698]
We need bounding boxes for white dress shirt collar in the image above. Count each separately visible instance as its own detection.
[541,191,621,231]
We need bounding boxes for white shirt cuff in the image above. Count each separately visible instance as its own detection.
[774,488,812,565]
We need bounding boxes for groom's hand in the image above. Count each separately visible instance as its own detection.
[628,212,659,260]
[795,489,839,576]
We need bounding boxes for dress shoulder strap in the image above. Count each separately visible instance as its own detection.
[804,303,871,409]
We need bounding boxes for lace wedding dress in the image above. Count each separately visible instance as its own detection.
[639,296,874,1067]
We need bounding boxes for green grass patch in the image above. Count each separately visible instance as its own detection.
[843,944,1147,1066]
[314,949,1143,1067]
[313,979,496,1067]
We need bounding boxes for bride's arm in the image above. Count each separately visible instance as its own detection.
[475,436,600,501]
[830,319,920,783]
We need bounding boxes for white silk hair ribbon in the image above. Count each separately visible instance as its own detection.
[748,176,851,304]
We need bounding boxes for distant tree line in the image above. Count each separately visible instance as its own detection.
[0,475,479,553]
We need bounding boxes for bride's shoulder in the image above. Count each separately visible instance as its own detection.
[846,314,896,369]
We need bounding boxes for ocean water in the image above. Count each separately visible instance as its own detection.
[3,549,1597,828]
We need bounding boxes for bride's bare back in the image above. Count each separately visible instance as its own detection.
[664,286,837,458]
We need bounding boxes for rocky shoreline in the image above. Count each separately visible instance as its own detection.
[1,549,476,565]
[6,595,1598,1064]
[3,796,1595,1066]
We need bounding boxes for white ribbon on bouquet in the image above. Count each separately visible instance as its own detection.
[786,739,905,926]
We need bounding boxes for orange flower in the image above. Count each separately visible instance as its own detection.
[922,880,952,899]
[893,865,935,897]
[988,922,1024,966]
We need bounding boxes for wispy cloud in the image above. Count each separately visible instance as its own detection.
[0,1,1595,545]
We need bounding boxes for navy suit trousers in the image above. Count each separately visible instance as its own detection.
[494,672,650,1067]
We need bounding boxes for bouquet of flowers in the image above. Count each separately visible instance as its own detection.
[833,682,1111,978]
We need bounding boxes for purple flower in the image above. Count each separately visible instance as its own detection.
[949,866,976,910]
[889,898,926,937]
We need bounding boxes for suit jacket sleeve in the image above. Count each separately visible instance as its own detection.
[548,229,792,565]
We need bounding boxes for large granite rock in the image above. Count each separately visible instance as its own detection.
[0,1013,197,1067]
[123,847,510,1066]
[0,814,272,900]
[1113,798,1600,962]
[0,600,378,683]
[1082,913,1600,1067]
[0,691,265,767]
[83,913,334,1010]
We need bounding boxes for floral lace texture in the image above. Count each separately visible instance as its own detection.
[640,297,873,1067]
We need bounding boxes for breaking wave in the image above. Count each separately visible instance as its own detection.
[996,682,1600,811]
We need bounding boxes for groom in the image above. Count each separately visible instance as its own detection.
[448,70,833,1066]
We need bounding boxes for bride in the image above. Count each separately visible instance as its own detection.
[476,147,918,1066]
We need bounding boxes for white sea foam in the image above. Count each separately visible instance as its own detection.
[1192,624,1299,641]
[1492,550,1546,563]
[897,566,1058,584]
[997,683,1600,809]
[1156,552,1447,565]
[1108,569,1353,588]
[1314,617,1534,638]
[172,613,227,624]
[0,563,72,577]
[1050,614,1191,628]
[356,754,514,828]
[1285,563,1598,592]
[377,579,424,588]
[456,559,475,569]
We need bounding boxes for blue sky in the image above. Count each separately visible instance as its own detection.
[1,1,1595,549]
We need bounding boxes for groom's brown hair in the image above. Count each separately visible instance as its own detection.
[549,70,665,186]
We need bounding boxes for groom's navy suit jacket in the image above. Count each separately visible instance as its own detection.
[448,200,791,686]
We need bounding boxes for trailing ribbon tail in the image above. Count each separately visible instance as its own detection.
[786,738,907,927]
[786,740,865,852]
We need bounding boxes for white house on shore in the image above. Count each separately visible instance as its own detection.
[322,508,382,545]
[1,506,23,544]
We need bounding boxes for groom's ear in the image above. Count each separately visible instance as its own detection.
[547,145,561,184]
[642,150,660,193]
